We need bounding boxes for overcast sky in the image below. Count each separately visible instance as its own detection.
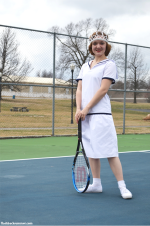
[0,0,150,78]
[0,0,150,46]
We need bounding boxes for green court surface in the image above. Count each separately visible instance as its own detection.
[0,134,150,161]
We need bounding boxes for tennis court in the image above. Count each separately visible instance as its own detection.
[0,134,150,225]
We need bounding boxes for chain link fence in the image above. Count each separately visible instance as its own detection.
[0,24,150,138]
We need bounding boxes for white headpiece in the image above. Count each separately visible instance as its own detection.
[89,31,108,43]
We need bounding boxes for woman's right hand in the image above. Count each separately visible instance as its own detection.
[75,109,82,124]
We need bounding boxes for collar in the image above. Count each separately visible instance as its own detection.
[88,59,110,68]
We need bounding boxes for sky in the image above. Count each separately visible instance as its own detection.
[0,0,150,46]
[0,0,150,78]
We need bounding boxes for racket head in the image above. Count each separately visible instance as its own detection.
[72,141,90,193]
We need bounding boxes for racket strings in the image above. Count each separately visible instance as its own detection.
[74,152,88,190]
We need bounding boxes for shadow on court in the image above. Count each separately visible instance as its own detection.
[0,152,150,225]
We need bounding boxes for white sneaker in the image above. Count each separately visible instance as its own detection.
[120,187,132,199]
[85,184,103,193]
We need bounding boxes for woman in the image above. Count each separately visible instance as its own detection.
[75,31,132,199]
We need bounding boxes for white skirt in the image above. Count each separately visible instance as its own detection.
[82,115,118,159]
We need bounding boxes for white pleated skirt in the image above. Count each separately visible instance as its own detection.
[82,115,118,159]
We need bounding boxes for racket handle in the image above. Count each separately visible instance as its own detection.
[78,118,82,141]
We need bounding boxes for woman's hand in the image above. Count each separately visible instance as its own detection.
[75,106,90,123]
[75,109,82,124]
[80,106,89,121]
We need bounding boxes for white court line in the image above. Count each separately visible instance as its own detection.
[0,155,75,162]
[119,150,150,154]
[0,150,150,162]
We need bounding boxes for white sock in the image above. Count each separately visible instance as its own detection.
[86,178,102,193]
[93,178,102,187]
[118,180,126,190]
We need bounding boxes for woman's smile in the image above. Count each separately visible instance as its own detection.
[96,49,102,52]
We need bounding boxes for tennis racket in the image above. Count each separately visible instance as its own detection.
[72,118,90,193]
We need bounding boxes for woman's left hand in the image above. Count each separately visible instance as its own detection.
[80,107,89,121]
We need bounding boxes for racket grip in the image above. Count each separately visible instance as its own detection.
[78,118,82,141]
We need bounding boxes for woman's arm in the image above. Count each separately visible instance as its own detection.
[75,80,82,123]
[81,79,112,120]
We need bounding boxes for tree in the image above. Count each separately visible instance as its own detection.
[111,80,124,90]
[0,28,33,97]
[48,18,118,80]
[108,46,124,71]
[127,47,149,103]
[146,77,150,89]
[36,70,53,78]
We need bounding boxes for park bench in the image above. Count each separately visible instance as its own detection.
[10,107,29,112]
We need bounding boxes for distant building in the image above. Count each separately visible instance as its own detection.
[2,76,76,99]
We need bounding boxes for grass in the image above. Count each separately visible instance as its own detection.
[0,134,150,161]
[116,127,150,134]
[0,98,149,137]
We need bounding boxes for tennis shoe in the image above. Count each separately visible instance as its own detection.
[120,187,132,199]
[85,184,103,193]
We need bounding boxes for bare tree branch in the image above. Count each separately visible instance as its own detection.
[48,18,118,80]
[127,47,149,103]
[0,28,33,94]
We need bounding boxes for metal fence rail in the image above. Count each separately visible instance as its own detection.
[0,24,150,137]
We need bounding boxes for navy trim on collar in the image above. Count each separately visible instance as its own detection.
[97,59,109,65]
[88,59,110,68]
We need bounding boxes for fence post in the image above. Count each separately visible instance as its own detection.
[52,33,56,136]
[123,43,127,134]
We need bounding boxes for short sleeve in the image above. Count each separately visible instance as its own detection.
[102,60,118,84]
[76,64,84,82]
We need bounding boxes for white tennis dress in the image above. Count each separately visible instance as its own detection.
[76,59,119,158]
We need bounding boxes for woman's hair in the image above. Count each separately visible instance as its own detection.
[88,31,111,56]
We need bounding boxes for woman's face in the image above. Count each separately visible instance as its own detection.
[92,40,106,57]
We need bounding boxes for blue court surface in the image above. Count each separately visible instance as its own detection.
[0,151,150,225]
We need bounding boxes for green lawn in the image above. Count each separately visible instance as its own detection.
[0,134,149,161]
